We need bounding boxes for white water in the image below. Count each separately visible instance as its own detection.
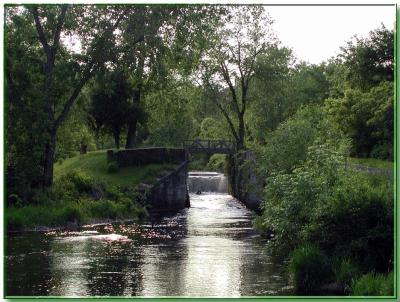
[188,171,228,193]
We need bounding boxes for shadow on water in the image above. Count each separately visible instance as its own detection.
[6,172,292,297]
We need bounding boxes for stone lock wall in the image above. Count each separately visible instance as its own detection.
[107,148,189,211]
[148,160,190,211]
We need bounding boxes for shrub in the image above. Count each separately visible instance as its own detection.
[259,105,348,175]
[61,170,93,194]
[58,202,86,224]
[289,244,333,294]
[88,200,118,219]
[332,258,360,293]
[303,171,393,273]
[262,141,347,250]
[207,154,226,173]
[107,161,119,174]
[351,272,394,296]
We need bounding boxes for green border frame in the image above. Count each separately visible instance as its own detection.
[2,2,399,301]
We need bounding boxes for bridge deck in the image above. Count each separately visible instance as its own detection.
[183,139,235,154]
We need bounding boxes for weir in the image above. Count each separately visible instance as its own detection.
[187,171,228,193]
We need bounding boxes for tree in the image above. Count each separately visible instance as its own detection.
[247,45,294,143]
[6,5,146,188]
[339,24,393,91]
[325,81,393,159]
[325,25,394,159]
[119,5,220,148]
[201,6,276,150]
[88,69,138,149]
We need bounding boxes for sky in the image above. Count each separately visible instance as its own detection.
[265,5,396,64]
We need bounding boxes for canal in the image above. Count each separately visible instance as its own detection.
[6,173,292,297]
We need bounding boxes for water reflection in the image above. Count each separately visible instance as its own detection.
[6,193,292,297]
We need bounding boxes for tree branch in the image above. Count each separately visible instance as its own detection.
[52,5,68,55]
[220,61,240,115]
[203,76,239,142]
[53,9,138,131]
[31,7,51,56]
[53,61,97,131]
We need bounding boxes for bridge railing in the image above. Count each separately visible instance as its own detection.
[183,139,236,154]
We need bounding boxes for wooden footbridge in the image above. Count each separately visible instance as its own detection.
[183,139,236,154]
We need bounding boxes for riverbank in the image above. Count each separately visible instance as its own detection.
[6,151,178,232]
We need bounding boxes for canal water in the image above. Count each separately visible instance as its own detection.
[6,173,292,297]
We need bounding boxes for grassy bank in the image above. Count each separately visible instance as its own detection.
[7,151,177,231]
[54,151,177,186]
[348,157,393,170]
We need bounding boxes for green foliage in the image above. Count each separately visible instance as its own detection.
[348,157,393,170]
[206,154,226,172]
[199,117,229,140]
[248,57,331,144]
[188,153,209,171]
[56,94,97,161]
[107,162,119,174]
[326,81,393,159]
[340,25,393,91]
[260,104,348,175]
[252,215,265,233]
[5,8,50,200]
[144,80,200,147]
[303,171,393,273]
[262,140,347,250]
[7,171,149,230]
[290,62,331,106]
[351,272,394,296]
[248,46,294,141]
[289,245,333,294]
[61,170,94,194]
[331,258,360,293]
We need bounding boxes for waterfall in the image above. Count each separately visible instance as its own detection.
[188,172,228,193]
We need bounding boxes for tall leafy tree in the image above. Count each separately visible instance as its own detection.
[6,5,145,188]
[339,24,393,91]
[201,6,276,150]
[119,5,221,148]
[247,45,294,143]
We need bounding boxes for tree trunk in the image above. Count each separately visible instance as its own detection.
[43,130,56,188]
[125,88,141,149]
[237,113,245,150]
[125,118,137,149]
[113,130,120,149]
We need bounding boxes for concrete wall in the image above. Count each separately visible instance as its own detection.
[148,160,190,211]
[108,148,189,211]
[239,151,264,212]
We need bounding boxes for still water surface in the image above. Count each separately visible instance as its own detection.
[7,193,292,297]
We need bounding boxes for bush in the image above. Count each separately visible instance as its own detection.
[61,170,93,194]
[259,105,348,175]
[58,202,86,224]
[261,141,347,250]
[332,258,360,293]
[351,272,394,296]
[290,244,333,294]
[207,154,226,172]
[88,199,118,219]
[107,161,119,173]
[303,171,393,273]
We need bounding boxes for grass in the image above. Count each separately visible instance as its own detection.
[7,151,178,231]
[348,157,393,171]
[351,272,394,296]
[7,198,146,230]
[54,151,177,187]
